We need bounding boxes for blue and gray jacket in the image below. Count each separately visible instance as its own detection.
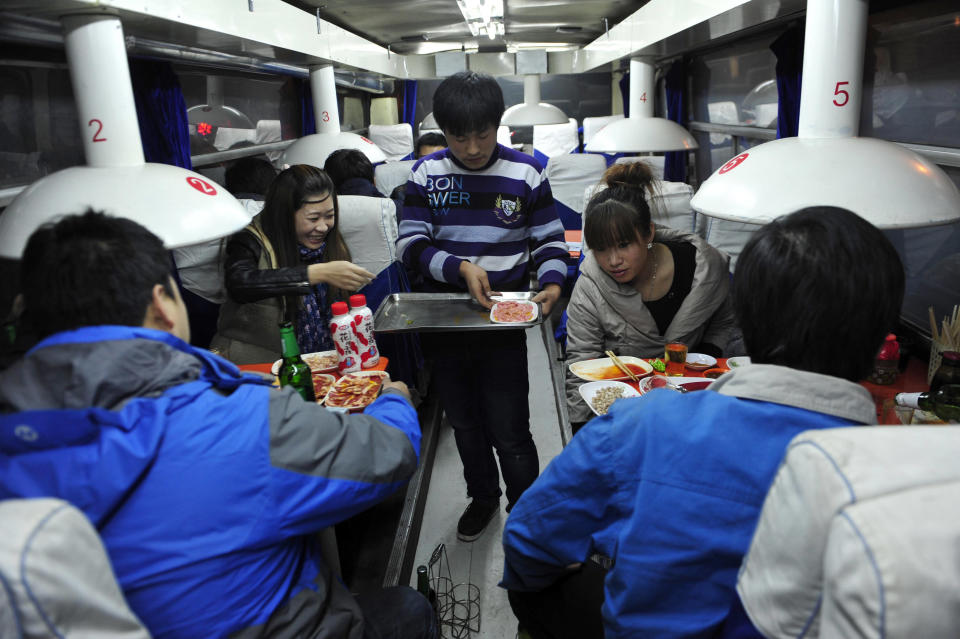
[0,325,421,639]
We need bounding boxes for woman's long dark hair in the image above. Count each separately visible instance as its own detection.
[258,164,352,317]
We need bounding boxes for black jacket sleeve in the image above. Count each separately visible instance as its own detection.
[223,230,313,304]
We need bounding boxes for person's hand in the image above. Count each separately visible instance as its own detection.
[381,379,411,401]
[531,283,562,317]
[459,261,496,310]
[308,261,375,291]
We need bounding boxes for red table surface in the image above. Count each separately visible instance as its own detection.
[618,357,929,425]
[238,357,389,378]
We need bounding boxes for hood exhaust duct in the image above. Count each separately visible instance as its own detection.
[501,75,569,126]
[690,0,960,228]
[0,14,249,259]
[585,57,698,153]
[281,64,386,168]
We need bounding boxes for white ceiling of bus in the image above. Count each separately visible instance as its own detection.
[284,0,649,55]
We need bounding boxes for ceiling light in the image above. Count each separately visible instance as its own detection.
[0,14,249,259]
[501,75,569,126]
[690,0,960,228]
[282,65,386,167]
[585,57,698,153]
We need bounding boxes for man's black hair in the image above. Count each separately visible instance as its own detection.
[432,71,505,136]
[733,206,904,381]
[415,132,447,156]
[21,209,174,339]
[323,149,375,190]
[225,157,277,197]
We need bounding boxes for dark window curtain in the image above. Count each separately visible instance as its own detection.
[401,80,417,125]
[771,24,804,139]
[619,72,629,116]
[300,79,317,136]
[130,59,191,169]
[663,60,687,183]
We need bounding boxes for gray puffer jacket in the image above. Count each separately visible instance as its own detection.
[565,227,735,423]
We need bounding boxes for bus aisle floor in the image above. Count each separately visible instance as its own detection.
[410,325,565,638]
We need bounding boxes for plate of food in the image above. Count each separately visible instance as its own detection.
[638,376,714,395]
[271,350,339,376]
[569,356,654,382]
[311,373,336,403]
[702,367,729,379]
[325,370,389,410]
[579,381,641,416]
[490,299,539,324]
[685,353,718,371]
[726,356,752,369]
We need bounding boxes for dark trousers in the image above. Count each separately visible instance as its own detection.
[508,560,607,639]
[425,329,539,508]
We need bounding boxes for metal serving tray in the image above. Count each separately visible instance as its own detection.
[373,292,542,333]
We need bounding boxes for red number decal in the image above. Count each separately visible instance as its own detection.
[88,118,106,142]
[833,81,850,107]
[321,110,330,122]
[186,176,218,196]
[719,152,749,175]
[639,92,647,103]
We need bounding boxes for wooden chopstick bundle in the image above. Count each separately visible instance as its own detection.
[605,349,640,383]
[929,304,960,350]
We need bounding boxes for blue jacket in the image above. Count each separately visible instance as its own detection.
[501,364,876,638]
[0,326,421,639]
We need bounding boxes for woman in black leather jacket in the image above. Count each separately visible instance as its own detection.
[211,164,374,365]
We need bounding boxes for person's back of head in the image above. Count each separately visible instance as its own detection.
[225,156,277,198]
[432,71,505,136]
[323,148,374,190]
[733,206,904,381]
[21,209,176,340]
[600,161,656,215]
[415,132,447,158]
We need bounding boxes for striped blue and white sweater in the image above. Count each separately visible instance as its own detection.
[397,144,568,291]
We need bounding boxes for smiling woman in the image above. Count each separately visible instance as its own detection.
[210,164,375,365]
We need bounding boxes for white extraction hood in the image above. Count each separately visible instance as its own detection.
[690,0,960,228]
[282,65,386,167]
[186,77,254,132]
[0,14,250,259]
[501,75,569,126]
[585,58,698,153]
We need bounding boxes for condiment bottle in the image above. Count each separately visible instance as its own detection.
[930,350,960,394]
[895,384,960,422]
[277,321,316,402]
[867,333,899,385]
[330,302,360,374]
[349,294,380,369]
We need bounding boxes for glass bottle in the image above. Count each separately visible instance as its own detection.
[895,384,960,422]
[930,351,960,394]
[277,321,316,402]
[415,564,438,612]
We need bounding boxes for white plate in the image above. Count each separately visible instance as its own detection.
[638,376,714,395]
[726,356,752,369]
[271,350,339,376]
[569,356,654,382]
[579,381,641,416]
[490,299,539,324]
[685,353,718,370]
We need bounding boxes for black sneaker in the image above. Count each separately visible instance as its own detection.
[456,499,499,542]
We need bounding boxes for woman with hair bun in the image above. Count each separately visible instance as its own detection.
[565,163,735,428]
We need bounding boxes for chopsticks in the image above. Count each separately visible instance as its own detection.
[929,304,960,350]
[605,350,640,383]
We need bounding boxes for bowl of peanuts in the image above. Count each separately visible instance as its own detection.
[579,381,641,417]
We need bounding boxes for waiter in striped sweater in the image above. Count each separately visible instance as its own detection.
[397,70,568,542]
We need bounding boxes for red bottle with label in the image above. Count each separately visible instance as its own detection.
[329,302,360,374]
[349,294,380,369]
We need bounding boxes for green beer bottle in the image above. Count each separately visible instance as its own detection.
[277,322,316,402]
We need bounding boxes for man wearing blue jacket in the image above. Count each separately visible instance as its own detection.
[0,211,435,639]
[500,207,905,638]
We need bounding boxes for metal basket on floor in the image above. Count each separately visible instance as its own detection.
[428,543,481,638]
